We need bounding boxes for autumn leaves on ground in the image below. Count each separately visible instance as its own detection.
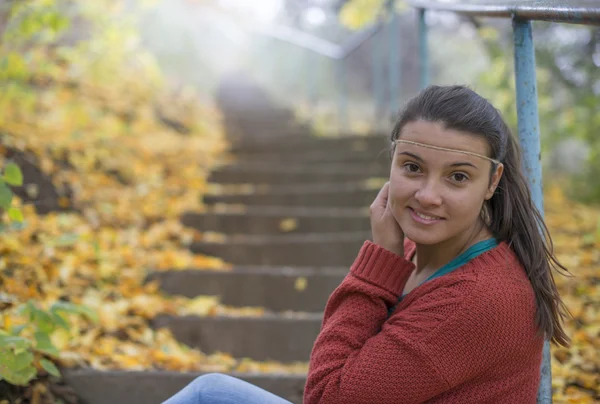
[0,1,598,403]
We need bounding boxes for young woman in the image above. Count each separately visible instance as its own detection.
[163,85,571,404]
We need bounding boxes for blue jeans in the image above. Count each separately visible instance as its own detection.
[163,373,294,404]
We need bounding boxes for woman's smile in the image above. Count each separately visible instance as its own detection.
[408,207,445,225]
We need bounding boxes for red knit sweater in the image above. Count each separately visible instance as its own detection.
[304,239,544,404]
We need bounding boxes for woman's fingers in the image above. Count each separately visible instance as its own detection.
[369,181,405,257]
[371,182,389,212]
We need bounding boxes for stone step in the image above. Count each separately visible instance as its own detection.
[202,184,379,208]
[63,369,306,404]
[226,126,313,141]
[148,267,346,312]
[151,314,321,362]
[232,149,392,166]
[214,160,389,172]
[222,107,295,121]
[181,206,370,234]
[208,163,387,185]
[230,134,390,153]
[190,232,369,266]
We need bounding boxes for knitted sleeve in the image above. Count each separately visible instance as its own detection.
[303,240,496,404]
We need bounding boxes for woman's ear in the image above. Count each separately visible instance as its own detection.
[485,163,504,200]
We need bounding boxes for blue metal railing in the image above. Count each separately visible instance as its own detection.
[408,1,600,402]
[258,1,397,133]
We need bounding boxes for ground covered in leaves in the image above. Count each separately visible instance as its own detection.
[0,1,303,402]
[544,186,600,403]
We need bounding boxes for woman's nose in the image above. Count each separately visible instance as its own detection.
[414,180,443,207]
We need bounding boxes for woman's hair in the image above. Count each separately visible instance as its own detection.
[390,85,571,347]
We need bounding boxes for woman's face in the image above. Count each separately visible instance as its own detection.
[389,120,503,246]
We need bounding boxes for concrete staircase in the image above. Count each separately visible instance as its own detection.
[63,78,391,404]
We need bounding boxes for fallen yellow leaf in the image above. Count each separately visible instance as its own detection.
[279,218,298,232]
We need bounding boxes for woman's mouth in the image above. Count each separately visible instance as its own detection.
[408,207,445,225]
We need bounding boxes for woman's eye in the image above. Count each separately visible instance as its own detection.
[451,173,469,183]
[403,163,421,173]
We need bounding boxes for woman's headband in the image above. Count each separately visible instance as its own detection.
[392,139,501,165]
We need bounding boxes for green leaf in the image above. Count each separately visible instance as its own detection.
[4,162,23,186]
[13,350,34,371]
[8,207,24,222]
[0,181,13,210]
[14,302,30,317]
[50,301,80,315]
[0,334,32,350]
[0,347,37,386]
[40,358,61,377]
[51,302,99,324]
[10,324,27,336]
[34,332,59,357]
[16,366,37,385]
[0,347,32,371]
[77,305,99,324]
[33,308,55,334]
[1,363,37,386]
[49,310,70,330]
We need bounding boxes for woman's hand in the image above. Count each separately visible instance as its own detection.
[370,182,405,257]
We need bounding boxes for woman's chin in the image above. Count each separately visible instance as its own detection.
[402,227,447,246]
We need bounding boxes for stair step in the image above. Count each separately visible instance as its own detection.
[222,108,295,122]
[148,267,346,312]
[232,148,392,165]
[227,127,313,140]
[63,369,306,404]
[181,207,370,234]
[202,185,379,207]
[151,314,321,362]
[213,160,389,171]
[230,134,389,153]
[208,164,388,185]
[190,232,369,266]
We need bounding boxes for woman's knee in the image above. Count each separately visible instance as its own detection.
[191,373,231,391]
[166,373,289,404]
[188,373,233,396]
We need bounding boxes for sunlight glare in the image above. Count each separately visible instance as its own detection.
[217,0,282,23]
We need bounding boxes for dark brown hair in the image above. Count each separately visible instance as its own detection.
[390,85,571,347]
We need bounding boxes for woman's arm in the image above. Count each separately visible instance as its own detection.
[303,240,494,404]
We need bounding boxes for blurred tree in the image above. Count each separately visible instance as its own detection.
[470,20,600,203]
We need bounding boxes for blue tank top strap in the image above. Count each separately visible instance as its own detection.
[422,238,498,285]
[387,238,498,317]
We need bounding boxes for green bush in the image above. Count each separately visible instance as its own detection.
[0,301,97,386]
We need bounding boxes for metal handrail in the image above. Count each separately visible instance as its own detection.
[257,21,385,59]
[408,0,600,24]
[257,0,394,59]
[256,1,398,132]
[406,1,600,403]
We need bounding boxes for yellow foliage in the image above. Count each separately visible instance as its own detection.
[339,0,407,30]
[0,0,305,389]
[279,218,298,232]
[544,184,600,401]
[340,0,386,29]
[294,277,308,292]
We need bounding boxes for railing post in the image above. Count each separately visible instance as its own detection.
[512,17,552,404]
[306,49,317,114]
[337,59,347,134]
[418,8,429,89]
[389,11,401,122]
[372,31,384,130]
